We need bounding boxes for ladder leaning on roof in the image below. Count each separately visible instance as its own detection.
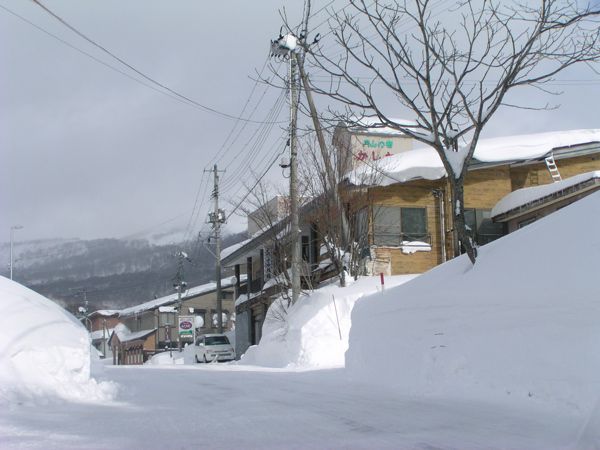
[544,153,562,182]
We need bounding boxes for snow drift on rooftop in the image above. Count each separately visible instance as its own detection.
[119,276,240,317]
[491,170,600,217]
[472,128,600,162]
[346,116,417,136]
[346,190,600,414]
[348,146,446,186]
[0,277,116,403]
[346,129,600,186]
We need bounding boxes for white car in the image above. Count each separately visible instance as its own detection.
[194,334,236,363]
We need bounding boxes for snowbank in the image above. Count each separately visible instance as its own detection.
[346,191,600,414]
[0,277,116,403]
[237,275,418,369]
[146,342,199,365]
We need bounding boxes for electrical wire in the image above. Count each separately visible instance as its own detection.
[12,0,284,124]
[219,90,288,191]
[226,133,290,221]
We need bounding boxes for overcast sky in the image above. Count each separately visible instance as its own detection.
[1,0,599,244]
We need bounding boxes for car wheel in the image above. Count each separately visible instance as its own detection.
[203,354,208,363]
[195,355,200,364]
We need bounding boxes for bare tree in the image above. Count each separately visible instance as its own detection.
[298,130,384,281]
[307,0,600,263]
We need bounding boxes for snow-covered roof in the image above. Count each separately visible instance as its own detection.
[491,171,600,218]
[346,129,600,186]
[90,328,115,341]
[221,196,325,266]
[343,116,417,136]
[347,146,445,186]
[119,276,244,317]
[89,309,120,317]
[221,238,252,261]
[110,323,156,343]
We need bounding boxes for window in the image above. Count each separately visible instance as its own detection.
[353,208,370,258]
[373,206,427,246]
[517,217,537,229]
[400,207,428,241]
[205,335,230,346]
[464,209,505,245]
[195,310,206,329]
[159,312,175,327]
[211,310,228,328]
[301,236,310,262]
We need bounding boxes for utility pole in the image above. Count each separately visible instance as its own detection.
[271,1,350,293]
[173,251,188,351]
[289,53,301,305]
[206,164,226,332]
[74,288,91,331]
[270,33,302,305]
[9,225,23,280]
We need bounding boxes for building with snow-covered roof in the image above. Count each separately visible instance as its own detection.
[87,309,120,359]
[108,324,157,365]
[333,117,417,177]
[116,276,245,360]
[221,196,338,357]
[491,171,600,232]
[220,124,600,359]
[341,128,600,276]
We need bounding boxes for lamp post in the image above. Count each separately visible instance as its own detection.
[10,225,23,280]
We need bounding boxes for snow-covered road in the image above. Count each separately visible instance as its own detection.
[0,364,583,449]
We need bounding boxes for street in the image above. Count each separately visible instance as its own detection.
[0,364,582,449]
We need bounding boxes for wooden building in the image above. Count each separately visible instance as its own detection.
[343,130,600,276]
[224,126,600,356]
[88,310,120,358]
[117,277,243,360]
[109,327,157,365]
[222,197,337,358]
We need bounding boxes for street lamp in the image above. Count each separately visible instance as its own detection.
[10,225,23,280]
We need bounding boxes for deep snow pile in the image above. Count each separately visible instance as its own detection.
[146,343,195,365]
[238,275,418,368]
[0,277,115,403]
[347,191,600,413]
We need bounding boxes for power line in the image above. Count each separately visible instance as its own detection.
[182,88,287,249]
[213,59,278,167]
[6,1,283,125]
[226,135,289,221]
[220,90,288,191]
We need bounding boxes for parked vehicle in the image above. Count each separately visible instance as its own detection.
[194,334,235,363]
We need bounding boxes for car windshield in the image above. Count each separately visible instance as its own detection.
[205,336,230,346]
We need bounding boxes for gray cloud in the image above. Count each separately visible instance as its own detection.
[1,0,598,244]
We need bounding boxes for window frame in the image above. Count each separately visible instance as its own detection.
[372,206,428,247]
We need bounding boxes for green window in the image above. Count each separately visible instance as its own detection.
[400,207,428,241]
[373,206,427,246]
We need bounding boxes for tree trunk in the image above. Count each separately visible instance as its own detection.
[449,176,477,265]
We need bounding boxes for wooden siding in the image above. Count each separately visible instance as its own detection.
[363,156,600,276]
[464,166,513,208]
[510,155,600,190]
[368,179,445,275]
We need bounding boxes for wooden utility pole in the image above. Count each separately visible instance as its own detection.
[206,164,226,332]
[289,53,301,305]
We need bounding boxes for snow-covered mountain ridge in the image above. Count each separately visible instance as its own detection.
[0,232,247,310]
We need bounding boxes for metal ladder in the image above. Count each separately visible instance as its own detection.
[544,153,562,182]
